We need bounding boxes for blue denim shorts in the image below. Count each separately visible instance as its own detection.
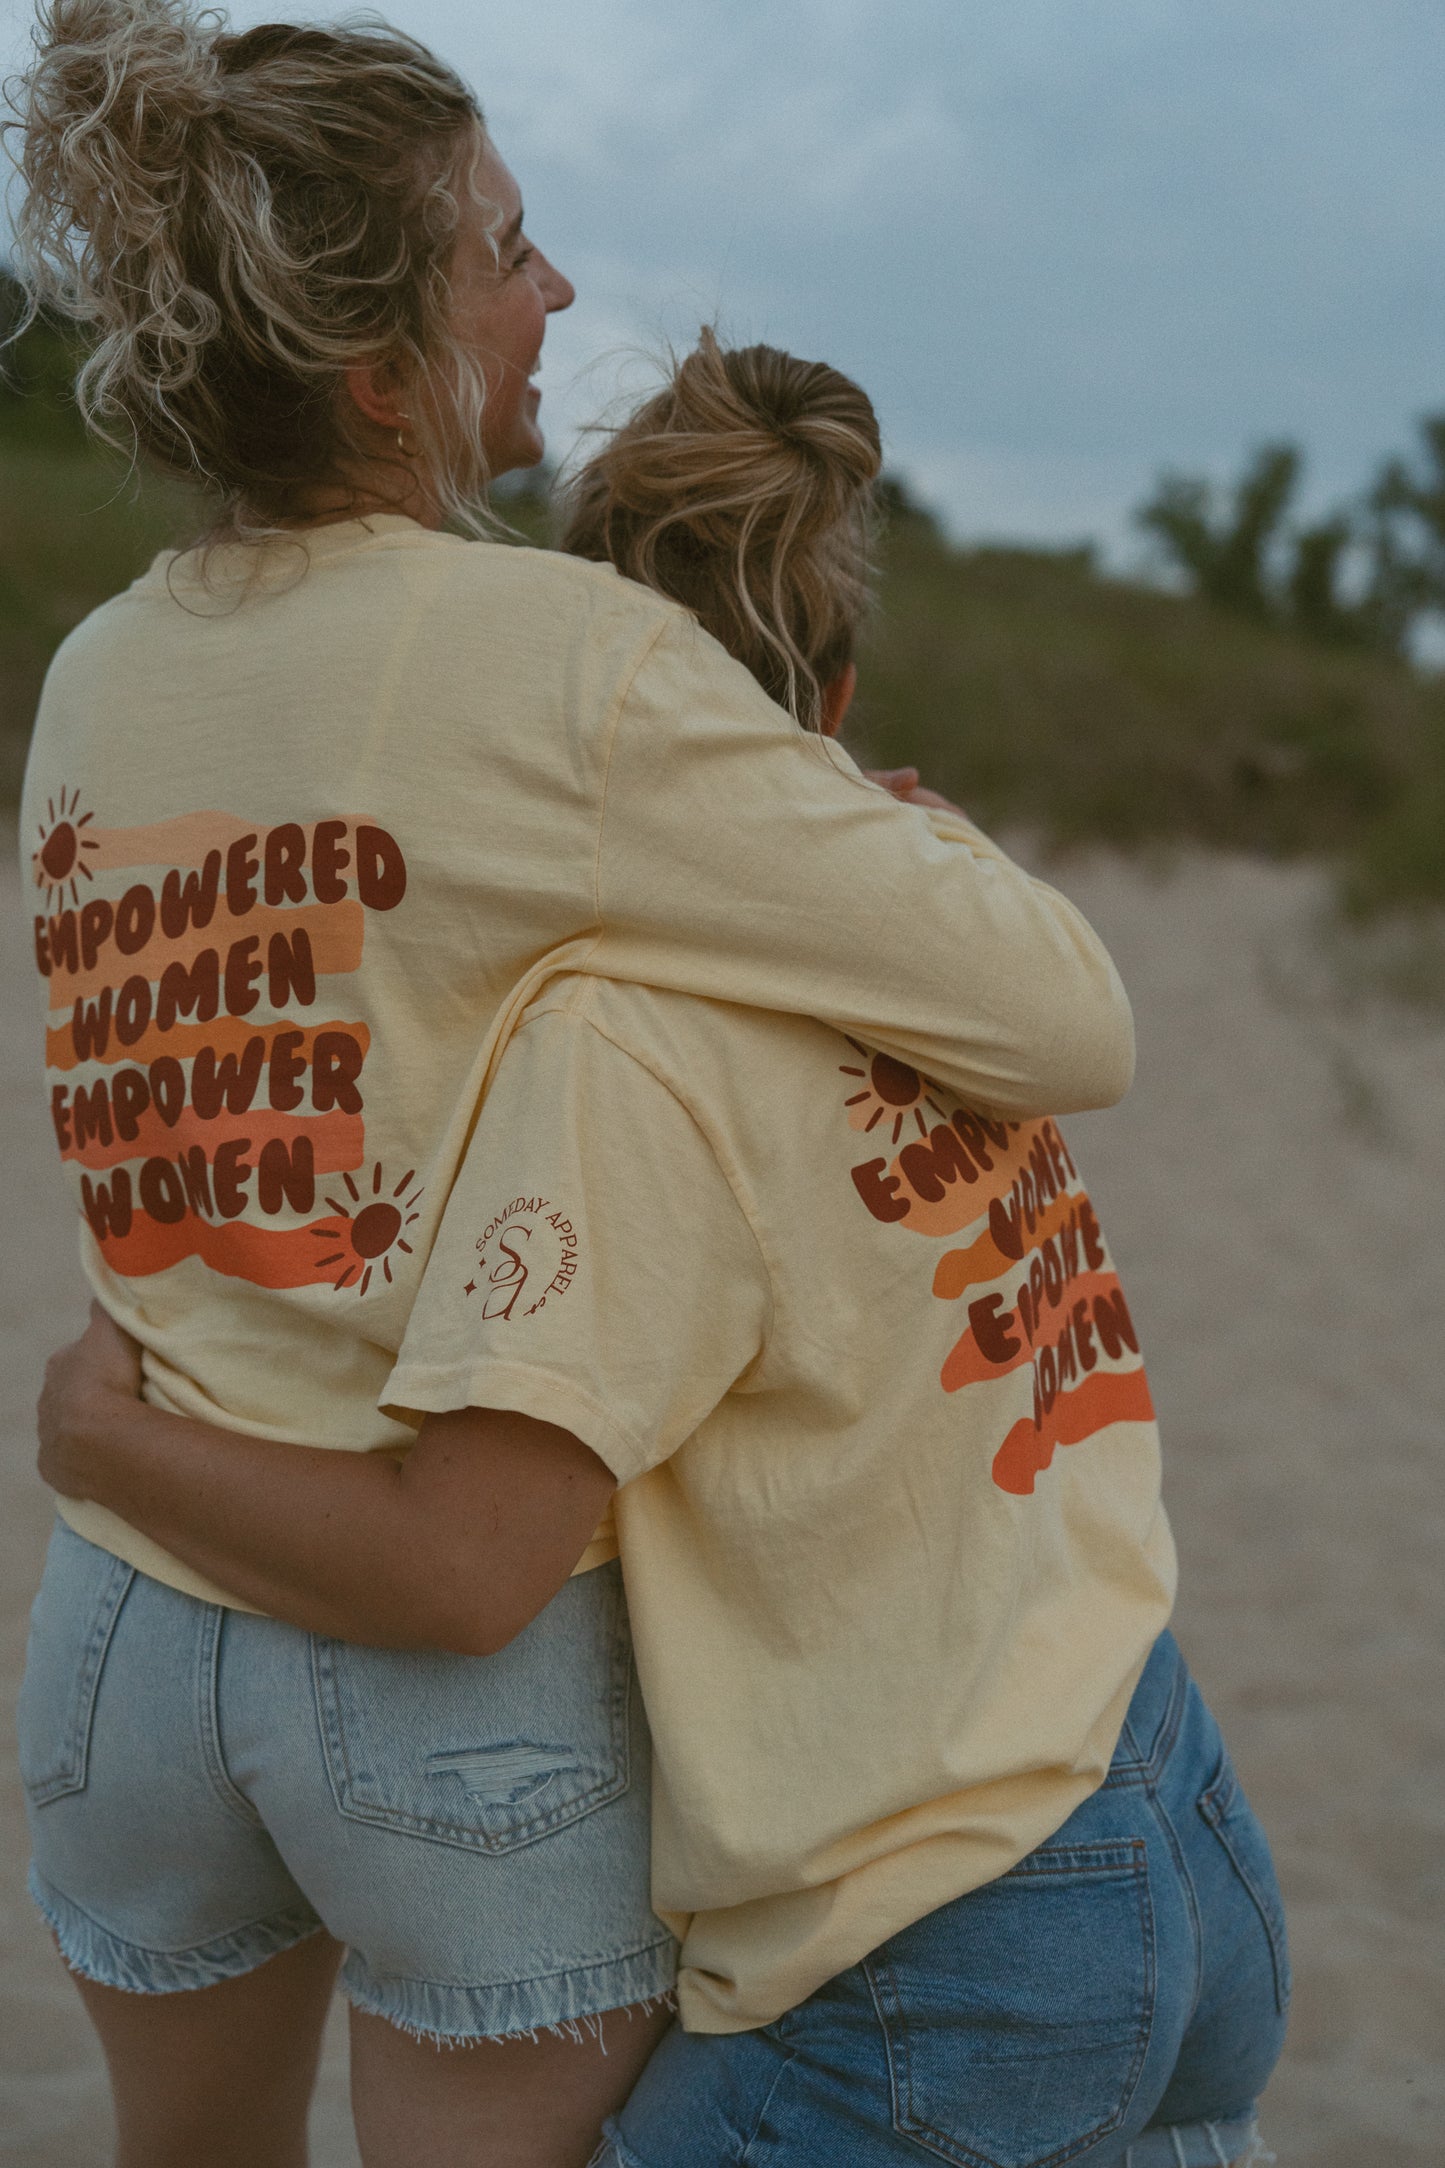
[594,1630,1289,2168]
[18,1521,676,2042]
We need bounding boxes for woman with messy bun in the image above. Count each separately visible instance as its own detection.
[12,4,1164,2163]
[455,340,1280,2168]
[11,0,512,528]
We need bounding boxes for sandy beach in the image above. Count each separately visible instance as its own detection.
[2,840,1441,2165]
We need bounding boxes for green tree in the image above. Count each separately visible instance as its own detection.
[1287,515,1355,644]
[1138,440,1422,655]
[1367,416,1445,636]
[1137,442,1301,620]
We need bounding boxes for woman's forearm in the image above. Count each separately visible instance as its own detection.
[600,619,1136,1119]
[58,1394,439,1639]
[45,1385,611,1655]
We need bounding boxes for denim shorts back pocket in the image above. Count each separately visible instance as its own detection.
[1198,1753,1291,2014]
[867,1839,1156,2168]
[312,1561,633,1856]
[17,1525,135,1808]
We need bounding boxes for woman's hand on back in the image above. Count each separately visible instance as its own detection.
[862,766,970,822]
[37,1303,142,1502]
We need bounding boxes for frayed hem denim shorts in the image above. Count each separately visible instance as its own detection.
[18,1521,677,2043]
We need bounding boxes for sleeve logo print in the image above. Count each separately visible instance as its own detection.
[465,1197,580,1321]
[32,796,409,1296]
[840,1047,1155,1497]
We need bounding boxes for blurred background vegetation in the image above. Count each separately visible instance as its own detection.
[6,266,1445,922]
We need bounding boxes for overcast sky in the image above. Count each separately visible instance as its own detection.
[4,0,1443,556]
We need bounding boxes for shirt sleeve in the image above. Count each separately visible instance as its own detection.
[593,611,1134,1119]
[381,997,770,1484]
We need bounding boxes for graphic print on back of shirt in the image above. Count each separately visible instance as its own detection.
[32,795,415,1294]
[841,1041,1154,1496]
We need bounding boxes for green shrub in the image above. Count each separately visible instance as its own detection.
[851,505,1445,911]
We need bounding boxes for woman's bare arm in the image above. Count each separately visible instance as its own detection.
[38,1309,613,1657]
[598,619,1136,1119]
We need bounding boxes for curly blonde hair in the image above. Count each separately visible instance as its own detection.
[559,329,882,732]
[5,1,500,536]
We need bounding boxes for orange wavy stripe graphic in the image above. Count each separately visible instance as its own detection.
[46,1014,371,1075]
[939,1267,1120,1391]
[929,1219,1001,1296]
[875,1117,1081,1246]
[49,813,382,876]
[72,813,257,873]
[930,1179,1081,1300]
[92,1212,344,1291]
[49,898,364,1005]
[888,1123,1041,1241]
[992,1369,1157,1497]
[62,1109,363,1174]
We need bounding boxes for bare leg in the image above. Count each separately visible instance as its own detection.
[69,1930,344,2168]
[350,1996,675,2168]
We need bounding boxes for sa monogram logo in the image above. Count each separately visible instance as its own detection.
[464,1196,580,1320]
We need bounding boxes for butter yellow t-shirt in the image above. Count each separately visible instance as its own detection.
[384,974,1177,2034]
[21,515,1135,1606]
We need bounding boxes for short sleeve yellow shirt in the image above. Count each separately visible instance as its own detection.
[21,519,1136,1605]
[385,975,1177,2035]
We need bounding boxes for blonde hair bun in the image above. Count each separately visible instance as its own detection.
[562,328,881,729]
[5,0,492,535]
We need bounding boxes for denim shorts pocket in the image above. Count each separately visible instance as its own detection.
[312,1562,633,1856]
[867,1839,1156,2168]
[1198,1753,1291,2014]
[17,1525,135,1807]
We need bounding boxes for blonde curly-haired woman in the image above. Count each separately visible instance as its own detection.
[10,5,1136,2163]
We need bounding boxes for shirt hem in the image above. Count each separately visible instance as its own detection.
[380,1360,648,1485]
[667,1637,1164,2034]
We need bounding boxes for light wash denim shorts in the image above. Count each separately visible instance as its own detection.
[593,1630,1288,2168]
[18,1521,676,2042]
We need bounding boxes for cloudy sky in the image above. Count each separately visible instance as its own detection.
[4,0,1443,556]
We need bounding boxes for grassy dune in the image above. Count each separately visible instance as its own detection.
[0,438,196,802]
[5,442,1444,919]
[851,505,1445,919]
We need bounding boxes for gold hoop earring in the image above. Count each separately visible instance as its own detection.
[395,413,418,459]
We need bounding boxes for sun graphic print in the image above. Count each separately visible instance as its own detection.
[33,788,100,910]
[311,1162,424,1294]
[839,1039,950,1145]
